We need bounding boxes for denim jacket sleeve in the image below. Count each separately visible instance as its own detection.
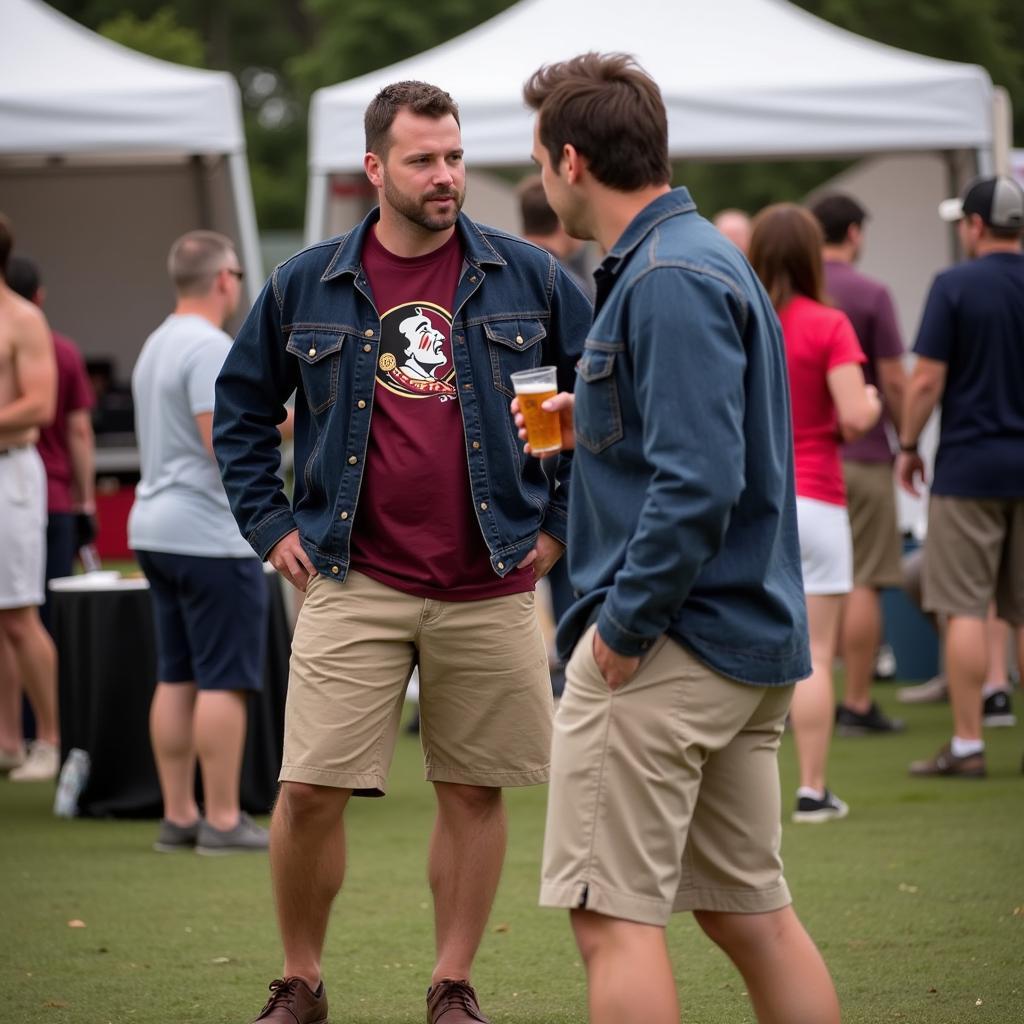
[213,269,299,560]
[597,266,749,656]
[539,261,591,545]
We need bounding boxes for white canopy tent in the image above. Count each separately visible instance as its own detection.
[0,0,261,383]
[307,0,995,242]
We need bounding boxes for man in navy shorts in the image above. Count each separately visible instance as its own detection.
[129,230,269,854]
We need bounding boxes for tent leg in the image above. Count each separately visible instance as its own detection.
[305,172,328,247]
[228,150,263,303]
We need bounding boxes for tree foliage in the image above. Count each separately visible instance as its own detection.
[49,0,1024,230]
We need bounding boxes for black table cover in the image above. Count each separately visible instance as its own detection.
[52,572,290,818]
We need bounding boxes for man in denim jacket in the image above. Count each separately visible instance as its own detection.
[214,81,589,1024]
[522,55,840,1024]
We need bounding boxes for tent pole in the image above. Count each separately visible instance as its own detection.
[305,172,328,247]
[228,150,263,303]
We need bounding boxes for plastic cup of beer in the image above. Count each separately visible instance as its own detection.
[510,366,561,454]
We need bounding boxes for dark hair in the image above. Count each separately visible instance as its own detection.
[809,193,867,246]
[517,175,560,235]
[523,52,671,191]
[364,81,460,157]
[0,212,12,280]
[5,256,40,301]
[749,203,825,311]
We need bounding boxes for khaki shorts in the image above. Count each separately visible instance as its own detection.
[923,495,1024,626]
[282,571,553,794]
[540,626,793,927]
[843,460,903,589]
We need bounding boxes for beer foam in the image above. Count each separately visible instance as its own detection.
[513,382,556,394]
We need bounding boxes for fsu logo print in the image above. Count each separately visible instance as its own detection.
[376,302,457,400]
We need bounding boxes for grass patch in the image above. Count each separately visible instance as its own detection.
[1,691,1022,1023]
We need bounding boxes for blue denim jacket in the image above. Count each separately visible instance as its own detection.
[213,209,590,581]
[558,189,810,686]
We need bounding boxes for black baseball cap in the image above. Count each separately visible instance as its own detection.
[938,175,1024,229]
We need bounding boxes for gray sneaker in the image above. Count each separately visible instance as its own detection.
[897,674,948,704]
[153,818,200,853]
[196,812,269,856]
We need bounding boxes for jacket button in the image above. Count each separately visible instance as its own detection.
[363,343,371,352]
[339,511,349,520]
[308,347,317,357]
[463,383,472,390]
[364,329,373,338]
[472,441,480,449]
[357,400,366,409]
[497,561,504,570]
[348,455,358,465]
[469,275,477,283]
[479,501,488,511]
[515,335,523,345]
[331,566,339,574]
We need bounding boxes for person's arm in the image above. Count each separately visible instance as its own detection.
[827,362,881,442]
[597,268,748,662]
[213,270,300,560]
[895,356,946,496]
[194,411,215,459]
[876,355,907,435]
[0,306,56,432]
[66,408,96,513]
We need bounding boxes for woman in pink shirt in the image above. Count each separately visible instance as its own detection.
[751,204,880,823]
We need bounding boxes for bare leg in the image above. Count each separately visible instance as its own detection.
[429,782,506,983]
[985,611,1009,687]
[839,586,880,714]
[0,632,23,753]
[946,615,988,742]
[570,910,678,1024]
[695,907,840,1024]
[273,782,350,988]
[194,689,247,831]
[0,607,58,745]
[149,682,199,826]
[790,595,844,792]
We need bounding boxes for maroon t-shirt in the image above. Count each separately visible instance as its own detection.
[825,260,904,463]
[36,331,95,513]
[348,227,534,600]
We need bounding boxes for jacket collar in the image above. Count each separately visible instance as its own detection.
[600,187,697,277]
[320,207,507,282]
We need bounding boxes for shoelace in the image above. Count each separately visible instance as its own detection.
[433,980,483,1020]
[261,977,304,1012]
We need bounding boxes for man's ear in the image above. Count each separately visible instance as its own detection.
[562,143,584,185]
[364,152,383,189]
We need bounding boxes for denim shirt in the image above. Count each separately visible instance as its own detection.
[557,188,811,686]
[213,209,591,582]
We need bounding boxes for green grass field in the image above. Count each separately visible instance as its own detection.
[1,691,1022,1024]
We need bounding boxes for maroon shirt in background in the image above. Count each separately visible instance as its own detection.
[36,331,95,513]
[824,260,904,463]
[349,226,534,601]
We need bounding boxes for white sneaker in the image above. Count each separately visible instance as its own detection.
[0,745,26,772]
[9,740,60,782]
[897,675,948,704]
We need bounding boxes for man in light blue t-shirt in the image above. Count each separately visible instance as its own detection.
[129,230,269,855]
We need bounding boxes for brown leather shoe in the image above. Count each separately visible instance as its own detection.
[909,742,986,778]
[426,979,490,1023]
[250,977,327,1023]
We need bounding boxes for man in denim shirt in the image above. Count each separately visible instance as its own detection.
[521,54,839,1024]
[214,82,589,1024]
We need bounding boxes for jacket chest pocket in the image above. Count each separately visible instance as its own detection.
[286,329,348,414]
[575,346,624,454]
[483,318,547,397]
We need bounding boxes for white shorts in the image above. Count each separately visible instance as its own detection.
[796,496,853,596]
[0,446,47,609]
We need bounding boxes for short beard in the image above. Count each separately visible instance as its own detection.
[382,172,464,232]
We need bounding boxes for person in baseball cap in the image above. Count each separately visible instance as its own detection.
[938,174,1024,233]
